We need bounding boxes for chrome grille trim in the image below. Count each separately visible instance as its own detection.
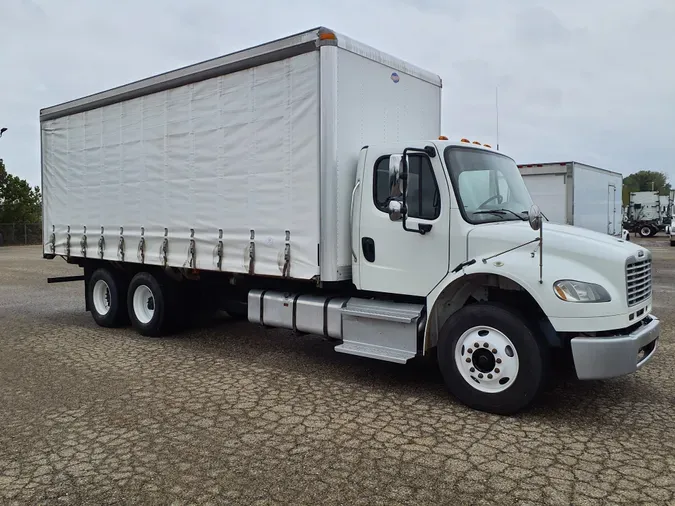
[626,256,652,307]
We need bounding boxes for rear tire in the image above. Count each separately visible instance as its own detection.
[127,272,174,337]
[437,303,549,415]
[87,268,129,327]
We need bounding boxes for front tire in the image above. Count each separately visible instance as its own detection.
[127,272,174,337]
[639,226,652,237]
[437,303,549,415]
[87,268,129,327]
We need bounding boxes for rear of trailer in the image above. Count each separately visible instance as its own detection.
[40,27,441,283]
[518,161,623,236]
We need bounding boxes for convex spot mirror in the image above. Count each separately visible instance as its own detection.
[528,204,543,231]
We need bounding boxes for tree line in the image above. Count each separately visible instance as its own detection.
[622,170,671,206]
[0,158,42,223]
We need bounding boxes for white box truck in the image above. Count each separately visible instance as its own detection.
[518,162,626,238]
[41,27,660,415]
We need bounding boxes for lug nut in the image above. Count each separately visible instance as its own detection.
[496,358,502,364]
[467,348,473,354]
[466,358,471,363]
[492,348,497,354]
[478,373,484,379]
[488,374,493,379]
[483,343,489,348]
[495,368,500,374]
[474,342,479,348]
[470,367,475,373]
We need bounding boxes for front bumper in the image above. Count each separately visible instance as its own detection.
[570,315,660,380]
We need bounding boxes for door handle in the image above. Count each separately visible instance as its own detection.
[362,237,375,262]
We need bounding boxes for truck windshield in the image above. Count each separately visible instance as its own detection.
[444,147,534,224]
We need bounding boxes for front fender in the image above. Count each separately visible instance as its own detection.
[425,248,630,351]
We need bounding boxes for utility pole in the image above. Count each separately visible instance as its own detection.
[495,87,500,151]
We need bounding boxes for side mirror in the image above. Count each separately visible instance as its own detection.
[528,204,543,231]
[387,154,406,221]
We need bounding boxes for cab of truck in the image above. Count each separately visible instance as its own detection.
[350,138,659,413]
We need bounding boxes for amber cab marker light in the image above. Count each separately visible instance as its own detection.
[318,31,337,40]
[460,138,470,143]
[438,136,448,140]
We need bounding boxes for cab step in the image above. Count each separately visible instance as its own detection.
[334,342,414,363]
[336,298,424,364]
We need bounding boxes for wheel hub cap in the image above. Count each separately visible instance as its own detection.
[473,349,495,373]
[455,326,519,393]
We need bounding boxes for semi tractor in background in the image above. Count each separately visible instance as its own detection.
[40,27,660,415]
[518,162,628,239]
[625,190,673,237]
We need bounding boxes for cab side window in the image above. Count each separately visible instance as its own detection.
[373,155,440,220]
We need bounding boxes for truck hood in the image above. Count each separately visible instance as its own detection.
[466,221,646,265]
[464,220,651,319]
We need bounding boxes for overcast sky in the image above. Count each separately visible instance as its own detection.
[1,0,674,187]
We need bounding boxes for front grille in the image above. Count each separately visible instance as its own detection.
[626,258,652,306]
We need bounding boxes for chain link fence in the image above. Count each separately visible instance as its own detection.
[0,224,42,247]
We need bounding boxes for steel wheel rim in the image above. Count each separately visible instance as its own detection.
[92,279,111,316]
[133,284,155,324]
[641,226,651,236]
[454,325,519,393]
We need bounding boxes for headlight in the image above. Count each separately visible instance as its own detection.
[553,280,611,303]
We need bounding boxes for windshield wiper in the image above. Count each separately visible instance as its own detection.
[472,209,527,221]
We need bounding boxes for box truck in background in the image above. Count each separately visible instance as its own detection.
[40,27,659,415]
[518,162,627,239]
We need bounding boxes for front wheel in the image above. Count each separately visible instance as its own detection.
[437,303,549,415]
[639,226,654,238]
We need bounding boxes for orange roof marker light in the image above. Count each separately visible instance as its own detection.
[318,29,337,41]
[483,144,492,148]
[472,141,481,145]
[460,138,471,143]
[438,135,448,140]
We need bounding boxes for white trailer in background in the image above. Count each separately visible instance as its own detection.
[518,161,625,238]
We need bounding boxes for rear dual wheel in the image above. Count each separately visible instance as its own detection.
[88,268,182,336]
[127,272,177,337]
[87,268,129,327]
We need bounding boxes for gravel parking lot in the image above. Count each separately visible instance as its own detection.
[1,239,674,505]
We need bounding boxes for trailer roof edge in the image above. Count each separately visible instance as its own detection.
[40,27,442,122]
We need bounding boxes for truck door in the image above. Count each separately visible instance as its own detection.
[356,147,450,296]
[608,184,617,235]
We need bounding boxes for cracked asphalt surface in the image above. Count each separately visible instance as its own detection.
[1,239,674,505]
